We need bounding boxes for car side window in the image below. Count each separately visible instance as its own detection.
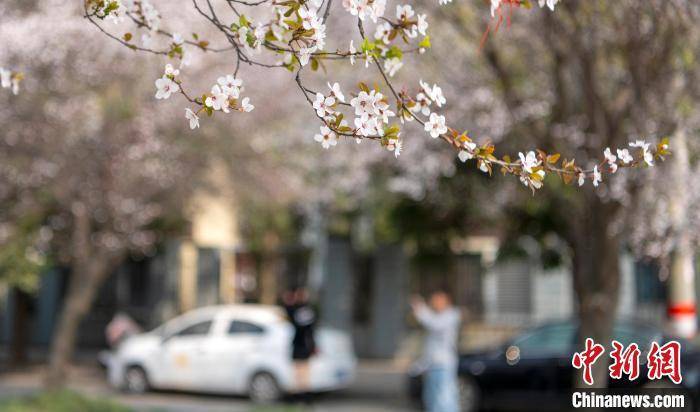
[228,320,264,335]
[612,325,657,350]
[174,320,212,337]
[513,324,575,357]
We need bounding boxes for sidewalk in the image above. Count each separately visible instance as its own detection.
[0,360,419,412]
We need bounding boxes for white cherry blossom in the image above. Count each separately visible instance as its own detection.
[617,148,633,164]
[314,126,338,149]
[217,74,243,98]
[240,97,255,112]
[327,82,345,103]
[205,85,230,112]
[411,92,432,116]
[164,63,179,77]
[313,93,336,117]
[185,108,199,129]
[520,169,545,189]
[154,76,179,99]
[428,84,446,107]
[396,4,415,20]
[419,80,446,107]
[424,112,447,138]
[298,46,316,66]
[458,150,473,163]
[342,0,386,22]
[518,151,540,174]
[349,40,356,65]
[374,22,392,44]
[375,100,395,123]
[298,7,321,31]
[630,140,654,166]
[592,165,602,187]
[539,0,560,11]
[172,32,184,45]
[0,68,11,89]
[604,147,618,173]
[387,137,402,158]
[384,58,403,77]
[416,14,429,36]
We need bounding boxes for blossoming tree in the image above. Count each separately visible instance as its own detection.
[0,0,214,386]
[4,0,692,390]
[434,0,699,387]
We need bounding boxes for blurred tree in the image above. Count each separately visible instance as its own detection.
[0,1,208,386]
[431,0,700,386]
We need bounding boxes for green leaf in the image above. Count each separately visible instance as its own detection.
[385,46,403,60]
[418,35,431,49]
[360,38,376,52]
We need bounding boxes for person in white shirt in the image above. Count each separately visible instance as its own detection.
[411,290,461,412]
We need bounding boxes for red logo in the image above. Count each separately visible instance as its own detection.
[572,338,606,385]
[572,339,683,385]
[647,341,682,384]
[609,340,641,381]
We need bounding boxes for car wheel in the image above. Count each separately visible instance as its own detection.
[249,372,282,403]
[459,376,480,412]
[124,365,149,394]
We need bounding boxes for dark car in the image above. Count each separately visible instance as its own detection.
[408,320,700,411]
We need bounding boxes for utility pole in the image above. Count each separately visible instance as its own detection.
[668,128,697,338]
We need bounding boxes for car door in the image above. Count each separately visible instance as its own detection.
[481,323,576,410]
[158,319,214,391]
[210,319,269,393]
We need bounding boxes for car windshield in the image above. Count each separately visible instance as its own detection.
[612,323,661,350]
[511,323,576,357]
[510,322,662,355]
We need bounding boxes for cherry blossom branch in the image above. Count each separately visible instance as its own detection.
[81,0,670,193]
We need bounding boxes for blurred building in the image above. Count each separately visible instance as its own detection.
[0,200,688,360]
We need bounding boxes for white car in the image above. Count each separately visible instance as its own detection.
[107,304,356,402]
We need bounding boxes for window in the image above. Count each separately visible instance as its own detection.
[228,320,264,335]
[613,324,658,349]
[174,320,212,337]
[513,324,575,357]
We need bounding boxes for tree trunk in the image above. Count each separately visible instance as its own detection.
[44,202,122,388]
[44,259,112,388]
[571,197,621,388]
[9,288,31,366]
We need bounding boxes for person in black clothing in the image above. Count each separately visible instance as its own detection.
[283,287,316,391]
